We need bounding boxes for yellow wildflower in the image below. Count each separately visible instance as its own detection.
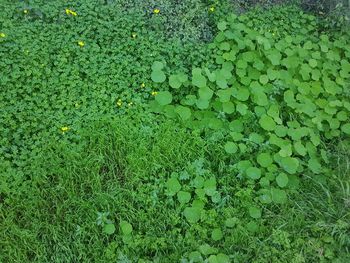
[24,9,28,14]
[209,6,215,12]
[132,33,137,38]
[78,41,85,47]
[140,83,145,88]
[153,9,160,14]
[117,99,122,107]
[65,9,77,16]
[151,91,158,96]
[128,102,133,106]
[0,33,5,38]
[61,126,70,133]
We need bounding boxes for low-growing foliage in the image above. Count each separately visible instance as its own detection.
[0,1,349,262]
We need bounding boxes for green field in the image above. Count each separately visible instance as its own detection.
[1,1,350,262]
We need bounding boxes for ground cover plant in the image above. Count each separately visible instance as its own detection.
[0,1,349,262]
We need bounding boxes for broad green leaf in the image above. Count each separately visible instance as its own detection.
[166,177,181,196]
[177,191,191,204]
[224,141,238,154]
[196,98,210,109]
[155,91,172,105]
[169,74,182,89]
[222,101,235,114]
[120,221,133,235]
[103,223,115,235]
[192,68,207,88]
[257,153,273,168]
[198,87,213,100]
[276,173,289,188]
[248,206,262,219]
[259,114,276,131]
[203,177,217,196]
[151,61,164,71]
[175,105,191,120]
[184,206,201,223]
[151,70,166,83]
[259,75,268,85]
[271,188,287,204]
[341,123,350,134]
[211,228,223,241]
[279,156,299,174]
[246,167,261,180]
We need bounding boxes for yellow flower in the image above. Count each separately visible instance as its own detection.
[78,41,85,47]
[61,126,70,133]
[65,9,77,16]
[0,33,5,38]
[117,99,122,107]
[140,83,145,88]
[153,9,160,14]
[209,6,215,12]
[132,33,137,38]
[151,91,158,96]
[128,102,133,106]
[24,9,28,14]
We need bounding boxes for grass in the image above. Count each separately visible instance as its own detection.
[1,115,349,262]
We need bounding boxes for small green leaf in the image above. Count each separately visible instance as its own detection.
[341,123,350,134]
[259,75,268,85]
[120,221,133,235]
[169,74,182,89]
[103,223,115,235]
[177,191,191,204]
[184,206,201,223]
[248,206,262,219]
[218,21,227,31]
[166,177,181,196]
[271,188,287,204]
[211,228,223,241]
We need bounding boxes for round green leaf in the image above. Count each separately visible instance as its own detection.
[175,105,191,120]
[169,74,181,89]
[222,101,235,114]
[341,123,350,134]
[184,206,201,223]
[103,223,115,235]
[155,91,172,106]
[279,156,299,174]
[259,114,276,131]
[271,188,287,204]
[211,228,223,241]
[151,61,164,71]
[257,152,273,168]
[224,141,238,154]
[177,191,191,204]
[166,177,181,196]
[248,206,262,219]
[246,167,261,180]
[276,173,289,188]
[120,221,133,235]
[151,70,166,83]
[259,75,269,85]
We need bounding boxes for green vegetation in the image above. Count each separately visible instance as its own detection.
[0,1,349,262]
